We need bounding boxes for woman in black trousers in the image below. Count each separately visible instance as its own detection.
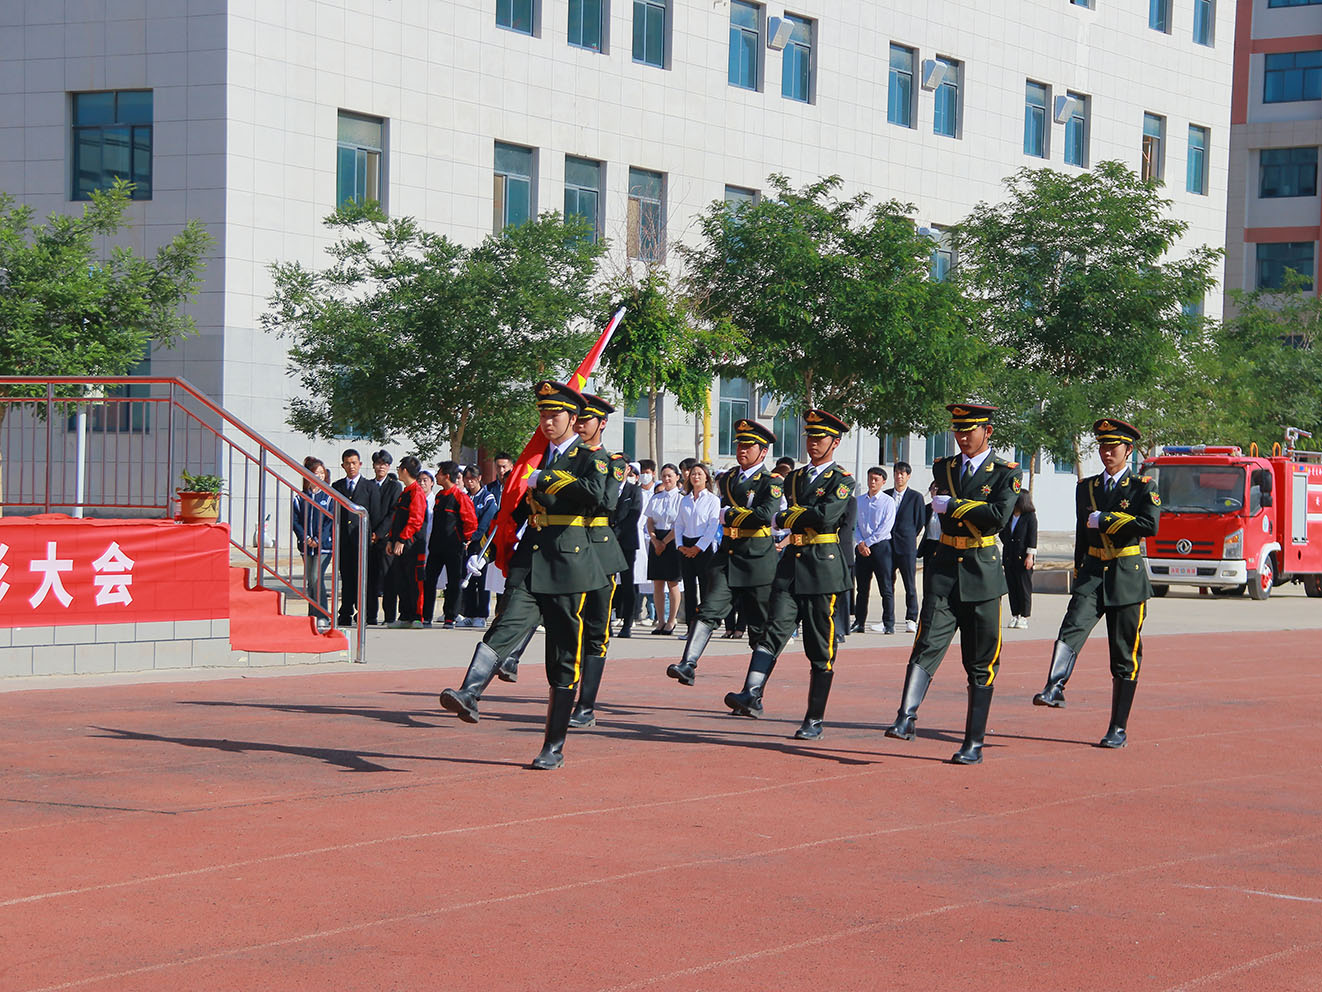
[1000,489,1038,630]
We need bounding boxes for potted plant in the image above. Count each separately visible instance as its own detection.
[177,470,225,522]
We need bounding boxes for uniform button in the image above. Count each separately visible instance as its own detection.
[828,554,835,559]
[957,556,964,562]
[574,546,580,552]
[533,545,540,550]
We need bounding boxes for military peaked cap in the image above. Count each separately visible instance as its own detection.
[534,380,587,414]
[947,402,997,429]
[803,409,850,438]
[1093,417,1142,446]
[733,418,777,446]
[580,393,615,419]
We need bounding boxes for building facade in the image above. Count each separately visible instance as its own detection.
[1,0,1236,530]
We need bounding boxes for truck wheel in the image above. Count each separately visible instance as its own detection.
[1304,575,1322,599]
[1248,556,1274,601]
[1151,584,1169,598]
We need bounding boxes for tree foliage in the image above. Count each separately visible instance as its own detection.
[262,203,606,459]
[680,174,977,436]
[0,180,212,396]
[953,161,1221,472]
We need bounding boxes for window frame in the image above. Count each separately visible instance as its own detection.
[1024,80,1049,159]
[632,0,667,68]
[627,166,666,262]
[1192,0,1215,47]
[493,141,536,233]
[335,110,385,210]
[1142,112,1166,182]
[717,378,753,458]
[71,89,154,202]
[1255,241,1316,291]
[932,56,961,139]
[1064,91,1090,168]
[780,13,814,104]
[888,44,916,128]
[1187,125,1209,195]
[728,0,761,91]
[1264,51,1322,104]
[568,0,605,51]
[496,0,536,36]
[1148,0,1172,33]
[1258,147,1319,198]
[564,155,603,243]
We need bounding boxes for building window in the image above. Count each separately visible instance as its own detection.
[1141,113,1165,182]
[718,378,752,458]
[633,0,666,67]
[1052,447,1077,474]
[1024,81,1049,159]
[927,226,953,282]
[781,14,813,103]
[1264,51,1322,103]
[628,167,665,262]
[1064,92,1089,167]
[729,1,760,90]
[1149,0,1171,32]
[880,434,910,464]
[1187,125,1209,195]
[622,396,648,459]
[1256,242,1315,290]
[497,0,534,34]
[773,405,803,461]
[1268,0,1322,6]
[564,156,602,242]
[336,111,384,209]
[926,431,956,465]
[1192,0,1214,46]
[1070,0,1091,6]
[888,45,915,128]
[724,184,758,210]
[72,90,153,201]
[568,0,603,51]
[933,57,961,138]
[493,142,535,232]
[1259,147,1319,198]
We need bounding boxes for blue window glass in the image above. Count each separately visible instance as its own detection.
[1064,92,1088,167]
[494,142,534,231]
[72,90,153,200]
[1024,81,1048,158]
[568,0,602,51]
[1256,242,1315,290]
[1142,113,1165,181]
[628,167,664,261]
[1193,0,1214,46]
[1259,147,1318,198]
[1187,125,1209,195]
[888,44,915,127]
[718,378,752,458]
[1268,0,1322,6]
[1149,0,1171,32]
[633,0,666,67]
[564,156,602,243]
[336,111,384,209]
[496,0,533,34]
[933,58,959,138]
[1264,51,1322,103]
[729,1,759,90]
[781,15,812,103]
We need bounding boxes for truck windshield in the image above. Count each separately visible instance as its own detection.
[1148,465,1246,514]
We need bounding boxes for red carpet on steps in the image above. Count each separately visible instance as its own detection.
[228,567,349,654]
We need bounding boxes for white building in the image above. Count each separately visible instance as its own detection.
[0,0,1236,531]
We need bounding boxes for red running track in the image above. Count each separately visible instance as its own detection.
[2,629,1321,991]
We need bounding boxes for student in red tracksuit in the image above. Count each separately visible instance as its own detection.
[425,459,478,629]
[387,455,428,629]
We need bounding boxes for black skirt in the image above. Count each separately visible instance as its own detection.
[648,529,681,582]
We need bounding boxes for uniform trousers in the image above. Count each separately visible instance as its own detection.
[908,580,1003,687]
[854,541,894,627]
[534,586,596,689]
[482,581,539,658]
[581,576,618,667]
[694,561,771,649]
[760,576,844,672]
[1055,571,1146,681]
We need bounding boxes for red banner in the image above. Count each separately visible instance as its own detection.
[0,516,230,628]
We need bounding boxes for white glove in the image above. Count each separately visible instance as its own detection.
[526,469,541,487]
[1087,511,1101,529]
[465,554,485,577]
[931,494,951,514]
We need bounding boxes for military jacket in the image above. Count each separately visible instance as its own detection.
[716,465,781,588]
[587,448,629,574]
[928,453,1022,602]
[774,462,855,595]
[508,437,611,595]
[1074,469,1162,606]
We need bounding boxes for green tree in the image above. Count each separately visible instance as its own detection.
[263,203,607,459]
[0,180,212,398]
[680,174,978,437]
[953,161,1221,474]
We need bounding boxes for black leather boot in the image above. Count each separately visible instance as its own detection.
[569,655,606,729]
[530,686,577,770]
[667,620,714,686]
[724,648,778,717]
[1098,677,1137,749]
[438,642,501,723]
[884,662,932,740]
[951,684,994,765]
[793,668,834,740]
[1033,640,1077,708]
[498,629,534,683]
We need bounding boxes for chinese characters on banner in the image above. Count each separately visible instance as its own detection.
[0,517,230,628]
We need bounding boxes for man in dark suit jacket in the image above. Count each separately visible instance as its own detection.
[368,449,402,624]
[613,467,643,638]
[886,460,927,633]
[332,448,379,626]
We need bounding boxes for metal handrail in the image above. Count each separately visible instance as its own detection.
[0,376,369,661]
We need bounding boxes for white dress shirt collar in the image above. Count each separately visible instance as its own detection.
[961,449,992,476]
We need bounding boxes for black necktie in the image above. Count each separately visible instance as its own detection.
[962,460,973,483]
[1105,477,1115,494]
[541,446,554,469]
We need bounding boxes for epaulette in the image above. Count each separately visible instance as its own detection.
[993,456,1017,469]
[1140,475,1152,483]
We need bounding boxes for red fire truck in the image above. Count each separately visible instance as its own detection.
[1141,429,1322,600]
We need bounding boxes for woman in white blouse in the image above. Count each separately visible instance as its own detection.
[645,464,683,634]
[675,462,721,635]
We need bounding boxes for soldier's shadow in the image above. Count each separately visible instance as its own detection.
[178,699,441,729]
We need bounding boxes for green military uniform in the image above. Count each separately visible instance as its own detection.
[885,403,1021,764]
[1034,418,1161,749]
[667,419,780,686]
[725,409,855,741]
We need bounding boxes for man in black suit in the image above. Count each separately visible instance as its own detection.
[368,449,402,625]
[886,460,927,634]
[613,462,643,638]
[332,448,379,626]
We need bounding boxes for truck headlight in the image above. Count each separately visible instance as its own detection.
[1223,528,1243,559]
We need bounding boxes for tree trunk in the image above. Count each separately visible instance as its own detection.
[451,407,470,462]
[1073,436,1085,481]
[647,385,658,460]
[803,368,814,409]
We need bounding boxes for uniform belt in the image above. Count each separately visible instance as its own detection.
[939,534,996,550]
[533,514,609,527]
[788,533,839,546]
[723,526,772,539]
[1088,544,1141,560]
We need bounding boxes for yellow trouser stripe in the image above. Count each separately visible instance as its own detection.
[601,577,617,659]
[1130,601,1145,680]
[826,594,837,670]
[987,599,1002,686]
[572,591,587,684]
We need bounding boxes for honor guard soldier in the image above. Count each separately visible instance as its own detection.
[568,392,627,729]
[724,409,855,740]
[1033,418,1161,748]
[667,419,780,686]
[439,381,609,770]
[883,403,1021,764]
